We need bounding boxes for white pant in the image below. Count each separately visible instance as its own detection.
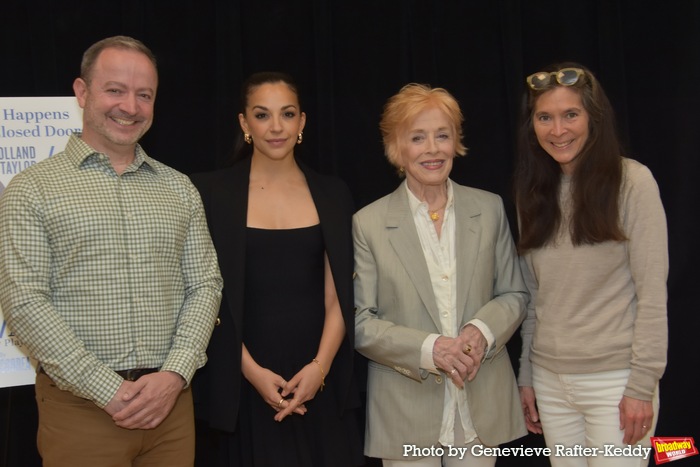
[533,364,659,467]
[382,411,496,467]
[382,440,496,467]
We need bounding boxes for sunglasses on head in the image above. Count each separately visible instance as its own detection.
[526,68,585,90]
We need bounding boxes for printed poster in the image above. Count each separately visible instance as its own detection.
[0,96,83,387]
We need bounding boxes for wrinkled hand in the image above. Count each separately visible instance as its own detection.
[519,386,543,434]
[458,324,487,381]
[433,336,477,388]
[619,395,653,444]
[275,363,322,422]
[245,366,306,420]
[107,371,185,430]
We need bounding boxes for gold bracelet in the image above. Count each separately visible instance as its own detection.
[312,358,325,391]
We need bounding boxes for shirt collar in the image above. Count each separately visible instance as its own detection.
[63,132,157,174]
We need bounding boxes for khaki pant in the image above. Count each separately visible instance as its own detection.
[35,371,195,467]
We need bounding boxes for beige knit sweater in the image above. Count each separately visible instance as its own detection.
[518,158,668,400]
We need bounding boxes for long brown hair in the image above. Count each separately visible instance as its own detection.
[514,62,626,253]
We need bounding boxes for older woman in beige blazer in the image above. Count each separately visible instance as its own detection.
[354,84,528,466]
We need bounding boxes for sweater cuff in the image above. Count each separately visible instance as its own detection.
[623,368,658,401]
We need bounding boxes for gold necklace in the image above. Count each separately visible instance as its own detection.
[429,200,448,222]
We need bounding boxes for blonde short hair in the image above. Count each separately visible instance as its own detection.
[380,83,467,171]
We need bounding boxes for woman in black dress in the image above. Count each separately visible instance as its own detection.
[191,72,363,466]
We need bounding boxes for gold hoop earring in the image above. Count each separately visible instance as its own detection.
[297,132,303,144]
[244,133,252,144]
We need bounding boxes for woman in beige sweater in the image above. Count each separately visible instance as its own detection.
[514,63,668,467]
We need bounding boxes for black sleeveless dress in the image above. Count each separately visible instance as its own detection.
[237,225,363,466]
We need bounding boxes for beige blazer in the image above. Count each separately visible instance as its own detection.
[353,181,528,459]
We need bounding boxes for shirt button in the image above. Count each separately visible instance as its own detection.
[435,375,443,384]
[442,310,449,317]
[441,275,449,281]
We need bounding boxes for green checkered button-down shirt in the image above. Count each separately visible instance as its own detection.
[0,134,223,407]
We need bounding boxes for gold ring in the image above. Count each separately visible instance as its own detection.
[450,368,457,375]
[463,344,472,354]
[278,398,285,408]
[642,425,648,428]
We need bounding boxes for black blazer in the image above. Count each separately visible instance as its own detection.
[190,156,358,433]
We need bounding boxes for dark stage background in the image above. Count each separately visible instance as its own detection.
[2,1,698,466]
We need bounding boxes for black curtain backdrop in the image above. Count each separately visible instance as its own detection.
[2,1,698,466]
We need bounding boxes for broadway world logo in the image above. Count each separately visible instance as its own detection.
[650,437,698,464]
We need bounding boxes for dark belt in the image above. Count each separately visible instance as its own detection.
[116,368,159,381]
[39,366,158,381]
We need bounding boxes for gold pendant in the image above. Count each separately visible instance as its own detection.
[430,211,440,221]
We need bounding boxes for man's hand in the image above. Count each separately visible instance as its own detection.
[103,380,136,417]
[108,371,186,430]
